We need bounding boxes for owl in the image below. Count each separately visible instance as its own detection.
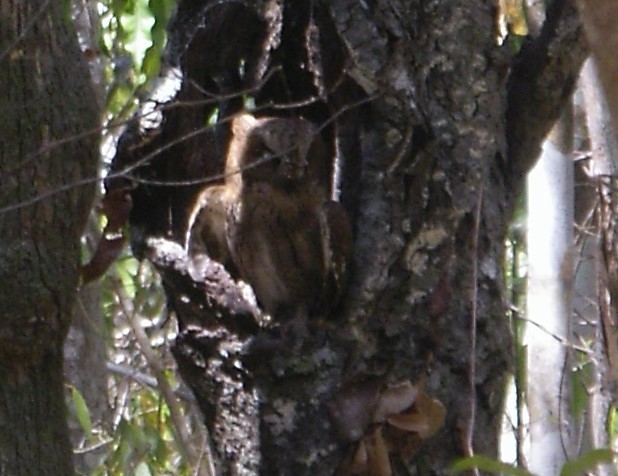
[190,113,352,320]
[188,184,233,268]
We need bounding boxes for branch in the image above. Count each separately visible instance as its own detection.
[111,266,213,476]
[144,238,264,335]
[506,0,587,184]
[128,306,210,476]
[106,362,195,401]
[143,238,264,475]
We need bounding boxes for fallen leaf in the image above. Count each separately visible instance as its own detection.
[373,381,418,423]
[366,427,392,476]
[386,411,430,434]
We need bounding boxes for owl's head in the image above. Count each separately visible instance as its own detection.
[228,113,322,188]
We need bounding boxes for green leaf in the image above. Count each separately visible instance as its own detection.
[451,455,535,476]
[560,449,615,476]
[60,0,72,22]
[71,386,93,439]
[114,256,140,299]
[141,46,161,80]
[149,0,174,22]
[206,108,219,126]
[150,26,167,51]
[607,405,618,441]
[135,460,153,476]
[111,0,128,17]
[155,433,169,466]
[125,1,156,68]
[115,419,137,470]
[570,360,590,419]
[106,83,135,116]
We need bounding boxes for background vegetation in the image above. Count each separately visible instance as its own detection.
[4,0,617,474]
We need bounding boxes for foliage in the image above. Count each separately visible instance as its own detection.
[497,0,528,37]
[451,455,533,476]
[452,449,616,476]
[66,2,213,474]
[98,0,175,116]
[559,449,615,476]
[68,0,618,473]
[71,386,94,440]
[496,0,527,49]
[499,151,618,472]
[72,251,207,475]
[93,387,178,475]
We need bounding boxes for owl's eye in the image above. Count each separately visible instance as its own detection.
[255,143,278,167]
[242,142,279,183]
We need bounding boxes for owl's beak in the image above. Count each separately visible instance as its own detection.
[279,152,307,181]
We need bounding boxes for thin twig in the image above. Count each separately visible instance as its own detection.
[106,362,195,401]
[0,94,378,214]
[463,183,483,476]
[511,311,592,354]
[111,272,212,476]
[2,65,279,176]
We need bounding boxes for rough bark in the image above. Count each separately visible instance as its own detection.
[109,0,587,474]
[0,1,99,474]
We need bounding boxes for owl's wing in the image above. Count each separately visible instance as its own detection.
[189,186,233,267]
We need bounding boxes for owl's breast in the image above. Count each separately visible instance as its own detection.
[227,183,324,318]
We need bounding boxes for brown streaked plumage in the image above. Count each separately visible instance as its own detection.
[190,112,352,319]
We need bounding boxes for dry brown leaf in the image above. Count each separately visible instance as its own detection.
[413,392,446,439]
[365,427,392,476]
[347,439,368,474]
[81,189,132,283]
[81,235,126,283]
[102,189,132,231]
[386,411,430,434]
[373,381,418,423]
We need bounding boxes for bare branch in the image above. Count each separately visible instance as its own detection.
[578,1,618,146]
[106,362,195,401]
[506,0,587,184]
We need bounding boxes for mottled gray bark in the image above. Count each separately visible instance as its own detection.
[112,0,588,474]
[0,1,99,474]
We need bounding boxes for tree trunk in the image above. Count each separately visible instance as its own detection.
[110,0,587,473]
[576,58,618,476]
[0,1,99,474]
[525,110,575,475]
[578,0,618,143]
